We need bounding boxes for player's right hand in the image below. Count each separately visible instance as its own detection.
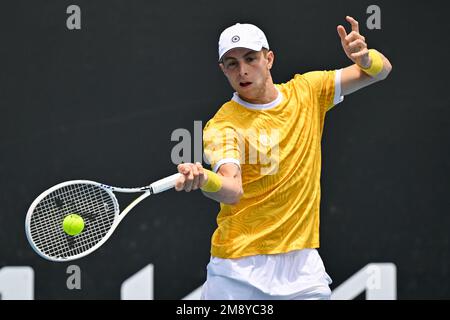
[175,162,207,192]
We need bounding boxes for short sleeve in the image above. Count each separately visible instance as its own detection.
[302,69,344,112]
[203,119,241,172]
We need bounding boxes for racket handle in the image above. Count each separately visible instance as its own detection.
[150,173,182,194]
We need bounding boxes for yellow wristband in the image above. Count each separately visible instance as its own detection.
[201,169,223,193]
[359,49,384,77]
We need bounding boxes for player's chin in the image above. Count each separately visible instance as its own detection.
[235,86,255,98]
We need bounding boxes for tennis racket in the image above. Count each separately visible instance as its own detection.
[25,173,181,262]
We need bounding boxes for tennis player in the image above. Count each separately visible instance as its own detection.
[175,16,392,299]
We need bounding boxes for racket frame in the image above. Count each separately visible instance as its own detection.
[25,173,181,262]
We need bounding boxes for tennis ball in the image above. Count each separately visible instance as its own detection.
[63,214,85,236]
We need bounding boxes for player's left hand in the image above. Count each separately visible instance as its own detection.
[337,16,371,68]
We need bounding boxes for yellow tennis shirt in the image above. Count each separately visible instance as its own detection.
[203,70,343,259]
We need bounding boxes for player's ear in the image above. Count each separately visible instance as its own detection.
[267,50,274,70]
[219,62,226,74]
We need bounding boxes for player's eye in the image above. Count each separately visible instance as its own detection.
[226,61,237,69]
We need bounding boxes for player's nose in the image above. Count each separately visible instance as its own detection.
[238,62,249,76]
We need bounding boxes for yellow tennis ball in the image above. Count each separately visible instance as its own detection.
[63,214,85,236]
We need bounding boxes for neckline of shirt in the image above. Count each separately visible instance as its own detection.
[232,86,283,110]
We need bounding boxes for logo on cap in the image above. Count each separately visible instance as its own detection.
[231,35,240,43]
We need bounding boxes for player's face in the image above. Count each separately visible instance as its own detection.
[220,48,274,102]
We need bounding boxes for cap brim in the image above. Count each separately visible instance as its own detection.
[219,43,264,62]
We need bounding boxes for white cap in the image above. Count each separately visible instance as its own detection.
[218,23,269,61]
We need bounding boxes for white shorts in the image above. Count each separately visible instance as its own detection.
[201,248,332,300]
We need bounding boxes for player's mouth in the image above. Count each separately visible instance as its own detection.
[239,82,252,88]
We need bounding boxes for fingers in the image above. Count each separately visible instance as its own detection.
[175,163,205,192]
[345,31,365,43]
[337,25,347,41]
[190,164,199,191]
[338,16,368,63]
[175,164,187,191]
[342,31,367,57]
[346,15,359,33]
[348,38,367,53]
[175,174,185,191]
[350,48,369,59]
[184,166,194,192]
[338,16,361,40]
[195,162,207,189]
[338,17,365,49]
[178,163,195,174]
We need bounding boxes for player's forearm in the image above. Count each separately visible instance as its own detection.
[202,173,243,205]
[175,162,243,204]
[341,49,393,96]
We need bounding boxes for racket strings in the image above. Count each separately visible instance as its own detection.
[31,184,115,258]
[29,183,118,259]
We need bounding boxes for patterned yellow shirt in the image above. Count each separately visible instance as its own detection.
[203,70,343,259]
